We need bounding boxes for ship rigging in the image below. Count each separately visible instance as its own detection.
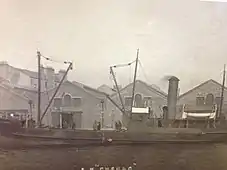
[36,51,73,127]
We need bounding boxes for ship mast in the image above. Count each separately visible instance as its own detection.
[110,66,125,113]
[109,59,136,114]
[130,49,139,118]
[37,51,41,127]
[109,49,139,118]
[40,62,72,123]
[36,51,72,126]
[219,64,226,120]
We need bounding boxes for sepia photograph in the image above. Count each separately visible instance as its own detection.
[0,0,227,169]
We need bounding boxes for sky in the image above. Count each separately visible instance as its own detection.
[1,0,227,93]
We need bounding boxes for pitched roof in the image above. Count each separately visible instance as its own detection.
[83,85,107,96]
[178,79,226,99]
[14,80,108,100]
[0,63,38,79]
[72,81,107,95]
[0,82,30,101]
[73,81,108,98]
[10,65,60,82]
[98,84,110,89]
[110,79,167,98]
[17,68,39,79]
[47,81,107,100]
[150,84,167,96]
[97,84,116,95]
[13,85,38,93]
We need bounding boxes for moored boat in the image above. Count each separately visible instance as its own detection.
[1,50,227,149]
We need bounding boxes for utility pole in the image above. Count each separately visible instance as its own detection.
[130,49,139,118]
[219,64,226,121]
[37,51,41,127]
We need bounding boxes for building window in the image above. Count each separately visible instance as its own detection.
[196,97,205,105]
[144,97,152,107]
[53,98,62,108]
[135,94,143,108]
[125,97,132,107]
[63,94,72,107]
[72,98,82,107]
[205,93,214,105]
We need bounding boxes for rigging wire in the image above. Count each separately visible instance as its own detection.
[111,60,136,68]
[138,59,150,83]
[129,63,132,84]
[40,54,71,65]
[110,59,137,87]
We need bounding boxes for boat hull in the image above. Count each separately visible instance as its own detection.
[9,128,227,149]
[1,119,227,149]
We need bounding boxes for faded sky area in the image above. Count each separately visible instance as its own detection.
[0,0,227,93]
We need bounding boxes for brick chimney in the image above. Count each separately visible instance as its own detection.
[167,76,179,120]
[45,66,55,89]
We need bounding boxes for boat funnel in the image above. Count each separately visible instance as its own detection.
[167,76,179,120]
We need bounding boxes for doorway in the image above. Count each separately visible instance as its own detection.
[61,113,73,129]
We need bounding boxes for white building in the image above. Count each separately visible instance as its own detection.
[0,61,67,90]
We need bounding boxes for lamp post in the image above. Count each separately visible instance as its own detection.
[111,109,115,128]
[28,100,33,128]
[100,100,104,128]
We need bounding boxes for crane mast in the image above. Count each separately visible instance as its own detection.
[109,49,140,118]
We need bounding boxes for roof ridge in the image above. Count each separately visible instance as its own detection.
[47,81,106,100]
[178,79,224,99]
[110,79,167,97]
[97,84,116,94]
[138,80,167,97]
[83,84,107,95]
[69,81,108,99]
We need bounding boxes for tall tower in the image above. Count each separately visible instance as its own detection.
[167,76,179,120]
